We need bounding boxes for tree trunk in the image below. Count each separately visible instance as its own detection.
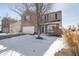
[37,25,41,37]
[36,3,43,39]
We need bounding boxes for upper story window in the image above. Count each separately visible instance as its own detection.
[55,13,57,19]
[42,15,47,22]
[46,14,49,21]
[42,15,45,20]
[48,14,51,21]
[26,16,31,21]
[44,14,48,22]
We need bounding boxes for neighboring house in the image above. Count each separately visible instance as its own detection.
[21,11,62,34]
[0,21,2,32]
[2,17,21,33]
[10,21,21,33]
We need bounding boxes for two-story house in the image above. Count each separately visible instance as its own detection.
[2,17,21,33]
[21,11,62,35]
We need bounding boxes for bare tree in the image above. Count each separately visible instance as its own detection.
[10,3,52,39]
[35,3,52,39]
[10,3,36,32]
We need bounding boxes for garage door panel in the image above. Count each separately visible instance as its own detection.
[23,26,34,34]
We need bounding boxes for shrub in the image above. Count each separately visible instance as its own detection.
[54,26,79,56]
[60,26,79,56]
[62,28,79,48]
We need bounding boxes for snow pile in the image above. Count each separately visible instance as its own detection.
[44,38,68,56]
[0,33,8,36]
[0,33,17,36]
[0,32,24,36]
[0,35,58,56]
[0,45,7,51]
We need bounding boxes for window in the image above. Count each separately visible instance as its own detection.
[47,14,53,21]
[41,26,44,33]
[42,15,45,20]
[55,13,57,19]
[42,15,47,22]
[45,15,46,20]
[48,14,51,21]
[47,25,54,32]
[45,14,48,22]
[26,16,31,21]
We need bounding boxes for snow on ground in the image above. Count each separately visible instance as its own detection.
[0,33,9,36]
[0,35,58,56]
[0,33,22,36]
[44,38,68,56]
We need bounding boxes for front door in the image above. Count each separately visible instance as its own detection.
[41,26,44,33]
[40,26,44,33]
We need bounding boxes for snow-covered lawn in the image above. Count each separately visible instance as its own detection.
[0,35,59,56]
[44,38,68,56]
[0,33,9,36]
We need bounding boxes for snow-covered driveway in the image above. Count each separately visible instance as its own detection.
[0,35,58,56]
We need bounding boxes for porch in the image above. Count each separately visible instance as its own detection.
[40,21,62,36]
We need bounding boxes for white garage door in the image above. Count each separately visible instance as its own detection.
[23,26,34,34]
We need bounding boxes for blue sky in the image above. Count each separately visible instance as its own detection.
[0,3,20,20]
[53,3,79,27]
[0,3,79,26]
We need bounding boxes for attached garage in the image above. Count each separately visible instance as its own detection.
[22,26,34,34]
